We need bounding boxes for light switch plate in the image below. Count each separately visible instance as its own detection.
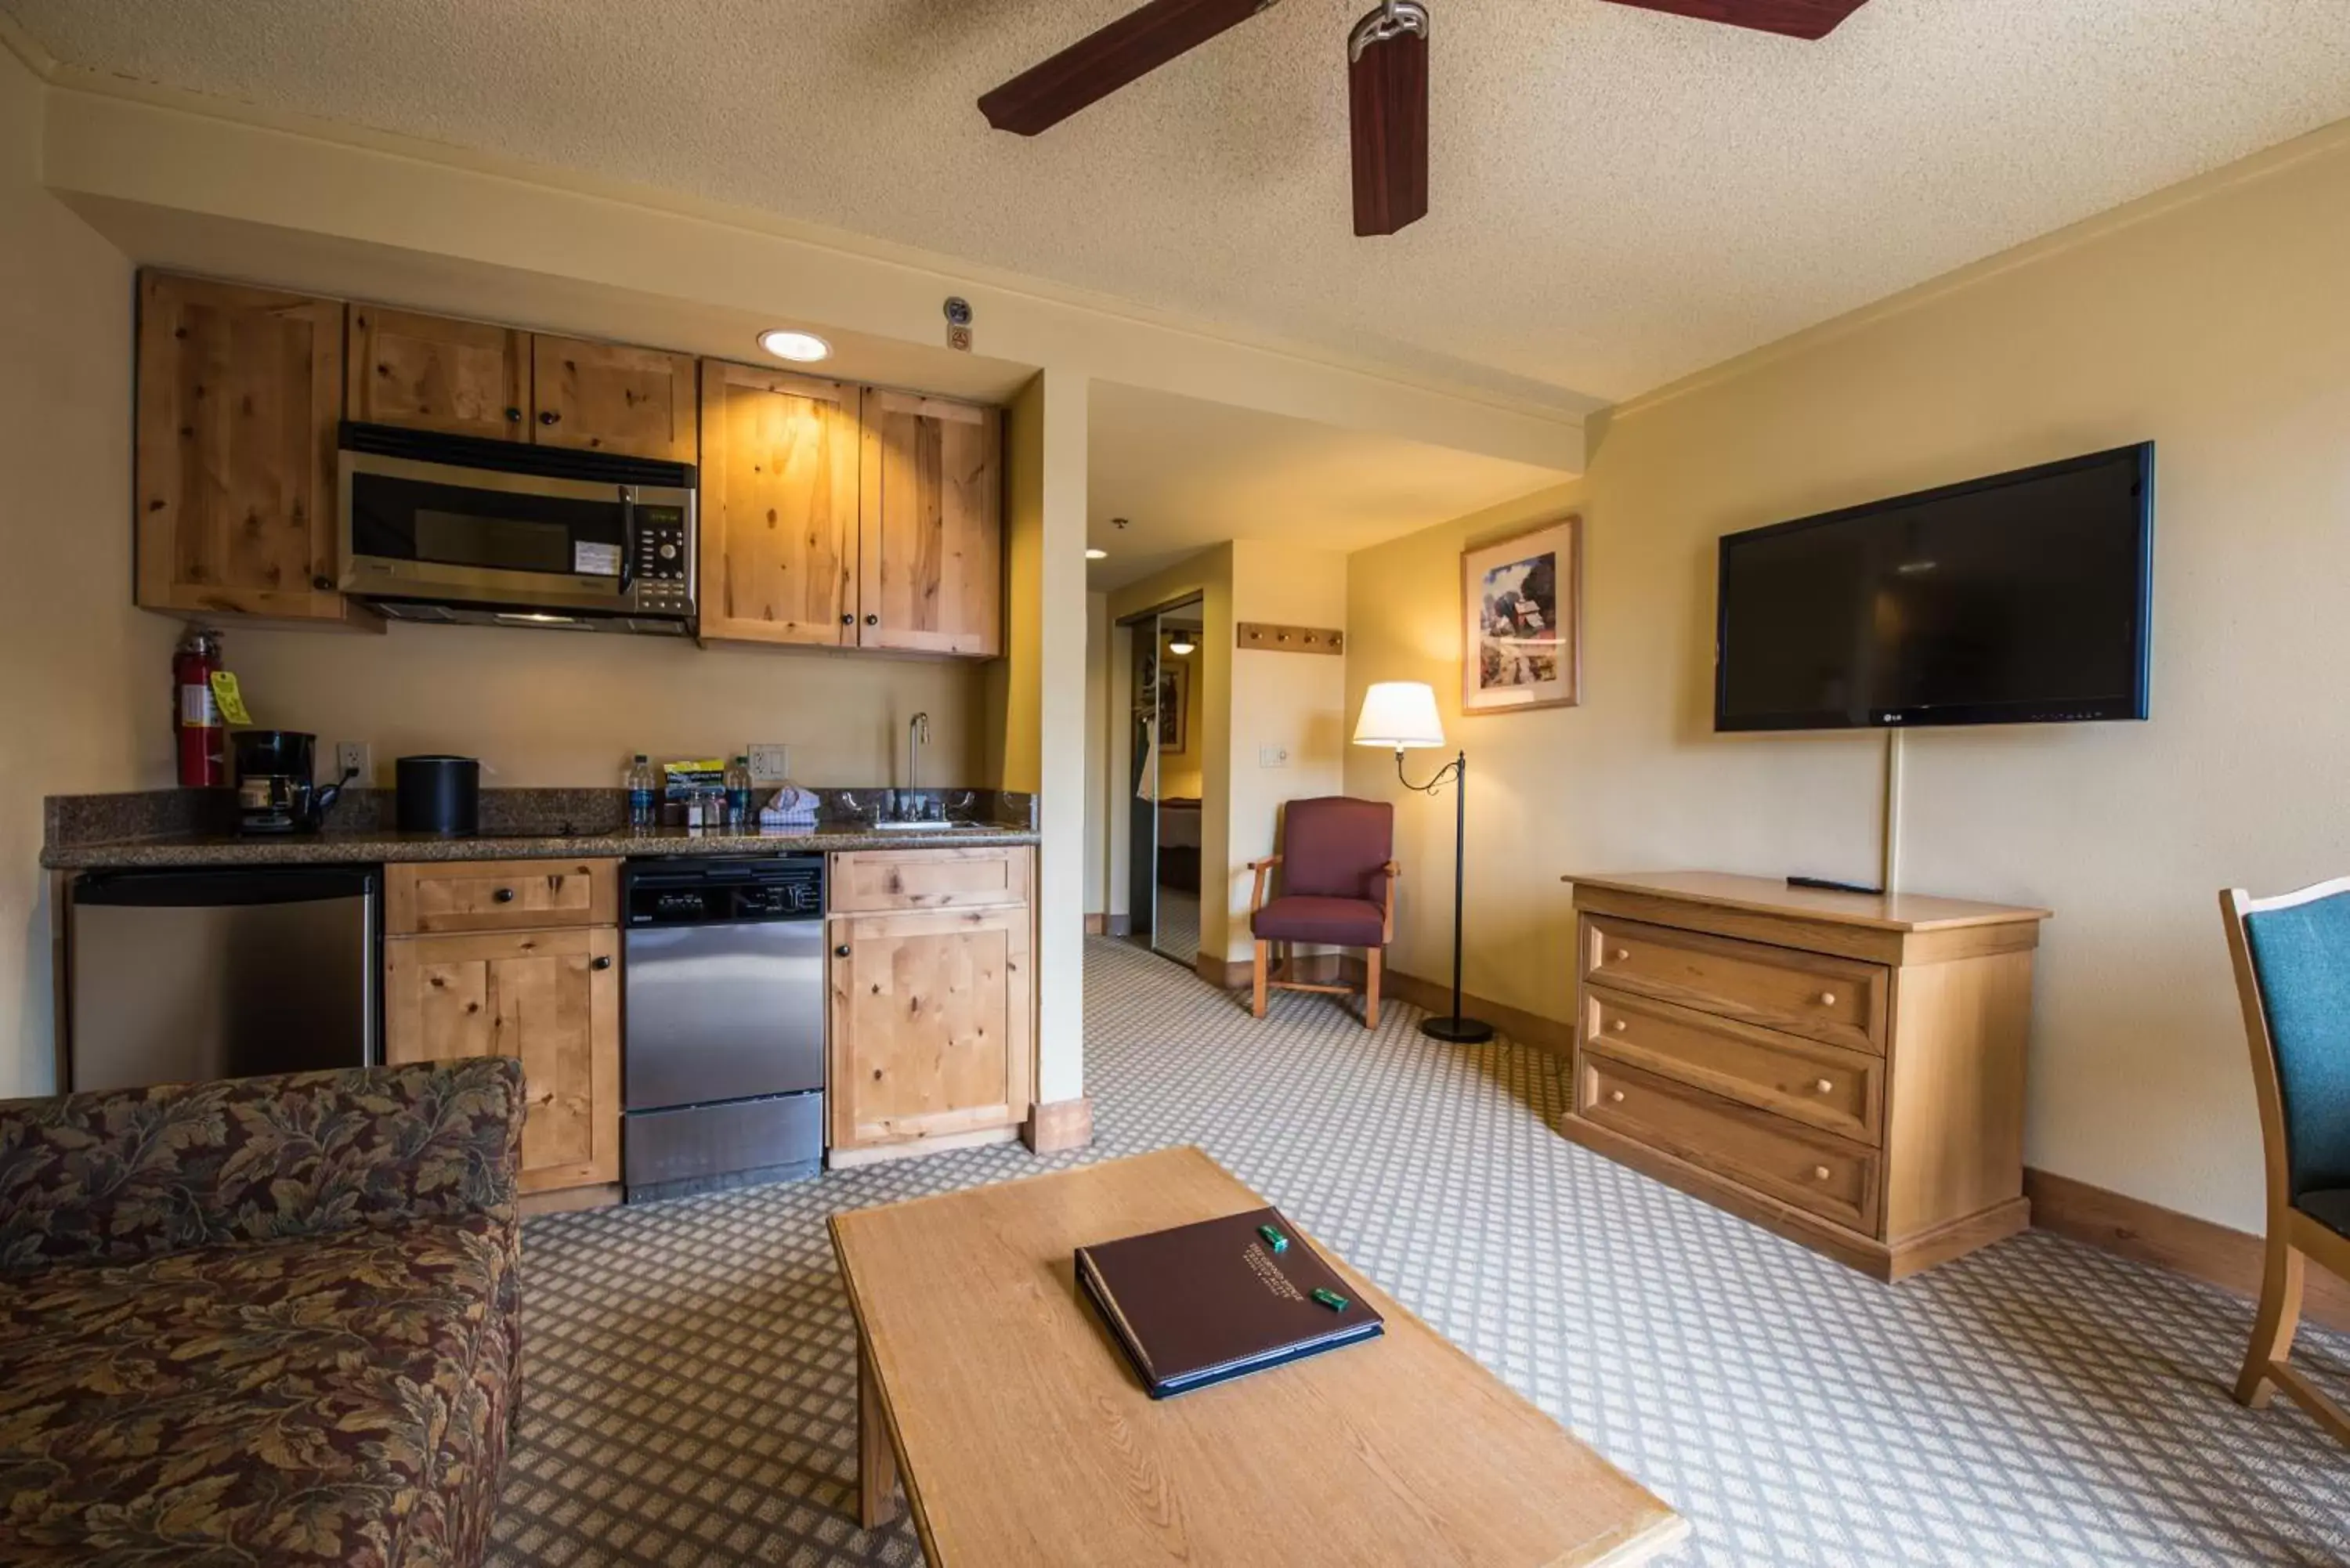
[336,741,371,782]
[747,743,792,782]
[1259,746,1290,768]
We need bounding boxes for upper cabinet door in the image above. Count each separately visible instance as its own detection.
[347,305,528,440]
[531,334,697,461]
[135,272,356,624]
[858,389,1003,657]
[698,360,860,647]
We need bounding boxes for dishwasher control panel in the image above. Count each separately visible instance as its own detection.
[624,855,824,926]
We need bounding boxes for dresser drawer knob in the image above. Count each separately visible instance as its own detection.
[1815,1078,1835,1094]
[1817,991,1837,1006]
[1812,1165,1832,1181]
[1611,948,1630,962]
[493,888,516,904]
[1611,1018,1629,1032]
[1607,1089,1625,1104]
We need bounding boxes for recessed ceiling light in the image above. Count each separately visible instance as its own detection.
[1085,547,1108,560]
[758,329,832,363]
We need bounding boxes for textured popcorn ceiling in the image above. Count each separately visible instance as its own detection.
[9,0,2350,404]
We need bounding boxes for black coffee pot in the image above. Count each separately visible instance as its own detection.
[232,730,356,835]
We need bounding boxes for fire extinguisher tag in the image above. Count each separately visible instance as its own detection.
[207,671,252,727]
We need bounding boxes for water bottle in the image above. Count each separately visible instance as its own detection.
[626,755,656,829]
[725,756,754,828]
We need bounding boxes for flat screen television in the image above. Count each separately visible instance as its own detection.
[1715,443,2153,732]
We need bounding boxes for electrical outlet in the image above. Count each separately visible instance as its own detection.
[336,741,371,782]
[1259,745,1289,768]
[747,743,791,782]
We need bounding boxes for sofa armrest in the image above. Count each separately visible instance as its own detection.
[0,1057,524,1273]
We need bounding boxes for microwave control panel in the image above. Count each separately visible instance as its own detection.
[631,503,692,612]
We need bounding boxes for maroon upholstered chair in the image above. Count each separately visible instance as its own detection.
[1246,797,1398,1027]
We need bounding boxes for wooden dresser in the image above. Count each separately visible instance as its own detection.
[1559,872,2051,1280]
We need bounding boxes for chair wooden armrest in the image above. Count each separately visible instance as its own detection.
[1248,854,1283,915]
[1379,860,1401,944]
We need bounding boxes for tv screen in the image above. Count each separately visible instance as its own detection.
[1715,443,2153,732]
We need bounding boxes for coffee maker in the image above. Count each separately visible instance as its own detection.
[232,730,355,835]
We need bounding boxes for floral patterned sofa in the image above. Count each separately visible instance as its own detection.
[0,1057,525,1567]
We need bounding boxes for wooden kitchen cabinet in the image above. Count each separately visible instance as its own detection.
[827,848,1033,1161]
[347,305,528,440]
[697,359,860,646]
[857,388,1003,656]
[532,334,698,462]
[385,926,621,1194]
[134,272,364,626]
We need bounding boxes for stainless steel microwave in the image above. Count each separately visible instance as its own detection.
[338,423,696,634]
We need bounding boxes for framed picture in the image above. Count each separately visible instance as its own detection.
[1157,658,1191,752]
[1462,515,1582,715]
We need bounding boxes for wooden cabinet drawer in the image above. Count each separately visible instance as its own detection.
[1581,914,1887,1053]
[1583,986,1883,1146]
[828,847,1032,913]
[386,858,618,935]
[1579,1055,1881,1236]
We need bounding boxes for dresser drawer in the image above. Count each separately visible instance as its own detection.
[385,859,617,936]
[1581,914,1887,1053]
[827,847,1032,913]
[1582,986,1883,1146]
[1579,1055,1881,1236]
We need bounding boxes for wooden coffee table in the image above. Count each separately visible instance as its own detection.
[828,1146,1687,1566]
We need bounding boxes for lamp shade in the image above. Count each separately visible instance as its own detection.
[1353,681,1446,750]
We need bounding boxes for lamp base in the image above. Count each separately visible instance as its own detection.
[1419,1015,1495,1045]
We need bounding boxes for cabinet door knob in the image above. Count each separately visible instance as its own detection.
[1610,1018,1628,1032]
[1817,991,1837,1006]
[841,612,854,625]
[505,406,523,422]
[835,944,851,959]
[865,614,879,626]
[1814,1078,1835,1094]
[312,575,334,592]
[1812,1165,1832,1181]
[493,888,516,903]
[539,410,560,425]
[590,956,613,970]
[1607,1089,1625,1104]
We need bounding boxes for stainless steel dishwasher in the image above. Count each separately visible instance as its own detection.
[620,855,825,1201]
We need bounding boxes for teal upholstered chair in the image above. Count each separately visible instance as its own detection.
[2222,878,2350,1446]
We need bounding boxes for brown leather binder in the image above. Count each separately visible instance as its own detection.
[1077,1205,1384,1397]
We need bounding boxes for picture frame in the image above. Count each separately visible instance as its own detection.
[1462,514,1582,715]
[1157,657,1191,752]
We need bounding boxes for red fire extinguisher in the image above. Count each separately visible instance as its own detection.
[174,627,228,787]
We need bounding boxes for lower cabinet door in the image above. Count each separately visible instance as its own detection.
[829,905,1032,1151]
[385,926,620,1193]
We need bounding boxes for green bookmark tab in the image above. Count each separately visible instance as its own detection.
[1257,1224,1289,1254]
[1311,1287,1349,1312]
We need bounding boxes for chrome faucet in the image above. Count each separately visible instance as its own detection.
[903,713,931,819]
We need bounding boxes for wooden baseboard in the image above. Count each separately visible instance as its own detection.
[1340,957,1573,1054]
[827,1125,1021,1169]
[1085,913,1104,934]
[1023,1096,1094,1154]
[2024,1167,2350,1334]
[519,1183,621,1218]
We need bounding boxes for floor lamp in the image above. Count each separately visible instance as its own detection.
[1352,681,1493,1044]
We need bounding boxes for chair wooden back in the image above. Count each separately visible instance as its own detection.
[2221,876,2350,1231]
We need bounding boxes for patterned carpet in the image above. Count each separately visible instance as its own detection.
[491,938,2350,1567]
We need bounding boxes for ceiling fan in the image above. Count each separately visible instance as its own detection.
[977,0,1872,237]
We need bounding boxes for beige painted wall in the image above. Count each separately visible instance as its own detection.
[0,44,178,1096]
[1347,125,2350,1233]
[222,626,989,791]
[1222,541,1350,966]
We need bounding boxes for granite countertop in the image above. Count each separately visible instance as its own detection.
[42,822,1039,871]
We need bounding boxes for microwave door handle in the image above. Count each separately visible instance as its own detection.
[617,488,637,596]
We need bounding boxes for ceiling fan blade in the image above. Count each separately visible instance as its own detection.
[1591,0,1871,42]
[979,0,1274,136]
[1349,3,1430,237]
